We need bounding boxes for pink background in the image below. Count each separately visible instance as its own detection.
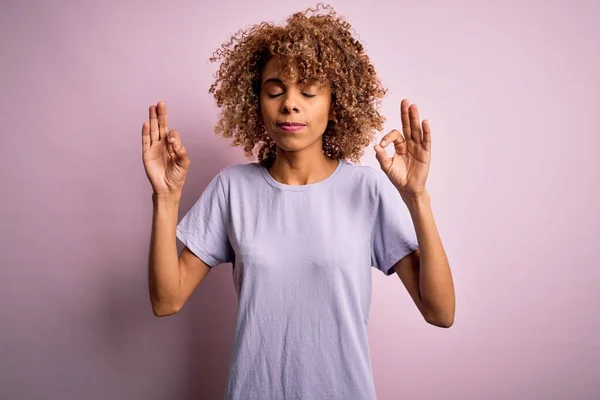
[1,0,599,399]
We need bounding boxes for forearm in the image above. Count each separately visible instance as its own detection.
[148,192,183,316]
[403,191,455,326]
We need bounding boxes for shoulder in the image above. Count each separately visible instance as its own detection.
[214,162,262,181]
[211,162,264,193]
[339,160,388,193]
[339,161,402,210]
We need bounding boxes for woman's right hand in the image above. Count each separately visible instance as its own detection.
[142,101,190,197]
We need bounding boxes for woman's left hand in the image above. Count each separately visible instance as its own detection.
[374,99,431,199]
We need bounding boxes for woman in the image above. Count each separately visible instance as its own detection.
[142,4,455,399]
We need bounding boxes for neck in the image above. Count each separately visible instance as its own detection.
[268,146,339,186]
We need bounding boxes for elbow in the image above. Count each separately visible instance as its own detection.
[422,303,455,328]
[421,295,455,328]
[151,299,182,317]
[428,317,454,328]
[424,312,454,328]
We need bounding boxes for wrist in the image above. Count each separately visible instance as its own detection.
[400,189,430,211]
[152,190,182,204]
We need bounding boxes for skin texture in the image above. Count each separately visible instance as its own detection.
[259,57,338,184]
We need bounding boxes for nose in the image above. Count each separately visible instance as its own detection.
[280,92,300,113]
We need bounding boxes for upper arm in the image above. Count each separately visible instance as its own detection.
[176,246,212,310]
[393,249,429,321]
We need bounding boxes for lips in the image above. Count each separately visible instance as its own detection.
[277,122,306,127]
[277,121,306,132]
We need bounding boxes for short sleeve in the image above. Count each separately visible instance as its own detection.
[370,174,419,276]
[176,173,234,267]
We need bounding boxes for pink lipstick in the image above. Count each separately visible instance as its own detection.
[277,122,306,132]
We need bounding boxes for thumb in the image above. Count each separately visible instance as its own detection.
[373,144,392,172]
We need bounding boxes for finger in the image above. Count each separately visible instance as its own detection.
[373,143,393,172]
[401,99,412,142]
[410,104,422,144]
[168,130,190,164]
[167,137,176,159]
[393,135,407,156]
[157,101,168,141]
[422,119,432,152]
[149,105,159,143]
[379,129,402,148]
[380,129,406,156]
[142,122,150,152]
[167,129,177,158]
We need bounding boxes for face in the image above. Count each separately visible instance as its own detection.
[259,57,334,154]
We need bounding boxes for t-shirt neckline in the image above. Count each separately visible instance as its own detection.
[260,159,345,191]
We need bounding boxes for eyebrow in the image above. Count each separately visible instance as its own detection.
[262,77,319,86]
[263,77,286,86]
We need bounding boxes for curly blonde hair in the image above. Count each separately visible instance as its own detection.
[208,3,387,167]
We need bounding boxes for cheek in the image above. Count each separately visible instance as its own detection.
[314,100,332,123]
[258,102,270,127]
[259,98,276,120]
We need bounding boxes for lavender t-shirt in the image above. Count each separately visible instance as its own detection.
[176,159,419,400]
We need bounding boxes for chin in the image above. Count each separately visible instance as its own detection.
[269,135,302,150]
[274,143,305,153]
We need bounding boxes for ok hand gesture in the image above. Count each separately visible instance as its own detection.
[374,99,431,199]
[142,102,190,197]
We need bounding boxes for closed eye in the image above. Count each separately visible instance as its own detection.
[267,93,316,98]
